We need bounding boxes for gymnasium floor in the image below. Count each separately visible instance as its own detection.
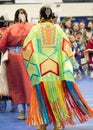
[0,75,93,130]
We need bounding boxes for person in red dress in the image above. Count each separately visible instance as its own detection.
[0,8,34,119]
[85,34,93,78]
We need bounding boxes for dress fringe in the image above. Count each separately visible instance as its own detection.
[26,80,93,127]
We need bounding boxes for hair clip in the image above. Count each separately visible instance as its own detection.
[45,8,51,18]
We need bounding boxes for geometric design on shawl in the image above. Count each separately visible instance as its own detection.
[37,39,58,57]
[27,62,40,80]
[40,58,59,76]
[39,22,57,47]
[62,38,73,58]
[63,59,74,80]
[22,40,34,61]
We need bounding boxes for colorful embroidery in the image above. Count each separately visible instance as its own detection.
[40,58,59,76]
[62,38,73,58]
[37,39,58,57]
[39,22,57,47]
[22,41,34,61]
[27,62,40,80]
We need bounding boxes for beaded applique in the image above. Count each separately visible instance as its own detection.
[39,22,57,47]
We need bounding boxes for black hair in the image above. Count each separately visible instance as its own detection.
[76,31,82,35]
[86,27,91,32]
[40,6,52,20]
[14,8,28,23]
[0,16,7,28]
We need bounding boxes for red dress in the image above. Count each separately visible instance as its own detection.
[0,22,34,104]
[86,38,93,68]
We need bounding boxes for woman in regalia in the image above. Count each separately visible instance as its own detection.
[0,9,34,118]
[22,6,93,130]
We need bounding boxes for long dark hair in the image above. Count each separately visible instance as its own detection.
[40,6,52,20]
[14,8,28,23]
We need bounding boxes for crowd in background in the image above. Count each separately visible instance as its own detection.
[60,17,93,79]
